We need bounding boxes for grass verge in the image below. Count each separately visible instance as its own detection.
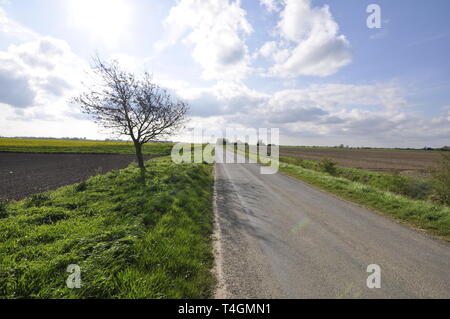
[279,156,433,201]
[0,157,215,298]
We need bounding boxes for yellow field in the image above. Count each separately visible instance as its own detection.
[0,138,133,147]
[0,138,174,155]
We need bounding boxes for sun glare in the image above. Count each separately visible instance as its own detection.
[67,0,133,46]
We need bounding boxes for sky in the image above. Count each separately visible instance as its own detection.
[0,0,450,147]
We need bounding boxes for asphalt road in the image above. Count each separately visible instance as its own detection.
[214,148,450,298]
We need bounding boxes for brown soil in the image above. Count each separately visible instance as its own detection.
[0,153,155,200]
[280,148,444,177]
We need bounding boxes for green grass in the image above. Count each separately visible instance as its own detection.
[279,156,433,201]
[0,138,174,155]
[233,147,450,241]
[0,157,215,298]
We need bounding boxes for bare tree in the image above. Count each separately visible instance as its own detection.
[72,57,188,181]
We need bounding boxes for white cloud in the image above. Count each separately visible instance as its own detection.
[260,0,352,77]
[258,41,277,58]
[0,55,36,107]
[0,6,90,139]
[108,53,154,74]
[177,81,267,117]
[286,83,408,111]
[158,0,253,81]
[0,36,86,109]
[180,82,405,124]
[177,81,450,147]
[260,0,281,12]
[0,6,37,41]
[0,6,86,109]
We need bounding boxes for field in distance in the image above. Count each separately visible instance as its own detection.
[280,147,444,178]
[0,138,174,155]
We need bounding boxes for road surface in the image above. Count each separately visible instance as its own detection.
[214,148,450,298]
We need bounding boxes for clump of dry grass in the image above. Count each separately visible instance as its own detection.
[430,154,450,206]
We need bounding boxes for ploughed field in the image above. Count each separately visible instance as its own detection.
[0,153,155,200]
[280,147,442,177]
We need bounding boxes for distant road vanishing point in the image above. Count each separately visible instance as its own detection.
[213,147,450,299]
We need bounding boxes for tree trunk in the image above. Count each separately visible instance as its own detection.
[134,142,146,182]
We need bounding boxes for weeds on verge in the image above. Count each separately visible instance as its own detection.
[25,193,51,208]
[75,181,88,192]
[430,154,450,206]
[0,198,8,218]
[319,158,337,176]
